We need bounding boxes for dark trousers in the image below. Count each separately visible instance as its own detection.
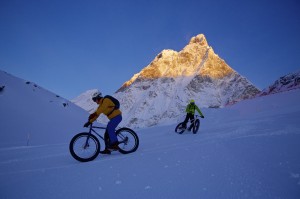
[182,113,194,129]
[104,114,122,146]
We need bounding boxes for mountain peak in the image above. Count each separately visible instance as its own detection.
[118,33,232,91]
[188,34,208,46]
[110,34,260,128]
[73,34,261,128]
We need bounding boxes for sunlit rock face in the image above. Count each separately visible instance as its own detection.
[119,34,235,90]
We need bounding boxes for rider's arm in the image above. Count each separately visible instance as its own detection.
[89,108,102,123]
[195,105,204,117]
[89,99,115,123]
[88,102,106,123]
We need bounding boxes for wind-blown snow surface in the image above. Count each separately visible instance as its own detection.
[1,72,300,198]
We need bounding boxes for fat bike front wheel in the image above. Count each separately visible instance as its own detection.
[192,119,200,134]
[69,133,100,162]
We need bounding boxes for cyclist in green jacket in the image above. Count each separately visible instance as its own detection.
[182,99,204,130]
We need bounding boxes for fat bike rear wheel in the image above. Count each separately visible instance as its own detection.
[175,123,186,134]
[117,128,139,154]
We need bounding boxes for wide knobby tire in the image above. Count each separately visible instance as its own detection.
[192,119,200,134]
[69,132,100,162]
[175,123,186,134]
[116,128,139,154]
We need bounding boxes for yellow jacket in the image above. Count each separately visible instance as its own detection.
[89,98,122,122]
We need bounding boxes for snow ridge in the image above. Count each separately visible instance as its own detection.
[260,70,300,96]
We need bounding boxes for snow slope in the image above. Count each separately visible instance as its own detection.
[0,70,88,148]
[1,70,300,198]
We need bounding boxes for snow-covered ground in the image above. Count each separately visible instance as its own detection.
[1,70,300,198]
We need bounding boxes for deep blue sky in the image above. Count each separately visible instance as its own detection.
[1,0,299,100]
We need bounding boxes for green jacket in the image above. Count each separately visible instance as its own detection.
[186,103,204,117]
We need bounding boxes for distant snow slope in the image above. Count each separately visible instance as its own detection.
[1,68,300,199]
[0,70,88,148]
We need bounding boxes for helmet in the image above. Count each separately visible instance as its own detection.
[92,91,102,102]
[190,99,195,103]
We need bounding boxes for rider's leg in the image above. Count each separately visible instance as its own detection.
[182,114,190,128]
[188,114,195,130]
[99,130,112,154]
[107,114,122,146]
[104,130,109,146]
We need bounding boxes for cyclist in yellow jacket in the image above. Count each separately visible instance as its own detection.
[182,99,204,130]
[84,91,122,154]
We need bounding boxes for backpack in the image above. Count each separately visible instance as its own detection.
[104,95,120,109]
[187,103,196,114]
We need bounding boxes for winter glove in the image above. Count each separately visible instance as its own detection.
[88,112,97,120]
[200,115,204,118]
[83,122,91,128]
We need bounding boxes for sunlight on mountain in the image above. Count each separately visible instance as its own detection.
[120,34,235,88]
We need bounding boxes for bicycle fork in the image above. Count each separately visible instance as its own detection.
[83,127,94,149]
[83,135,92,149]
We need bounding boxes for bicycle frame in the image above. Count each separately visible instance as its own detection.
[81,124,105,149]
[189,115,200,126]
[84,124,127,148]
[88,125,106,140]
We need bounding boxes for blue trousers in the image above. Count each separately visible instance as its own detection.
[106,114,122,145]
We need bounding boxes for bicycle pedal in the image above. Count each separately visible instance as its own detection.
[99,149,111,154]
[108,148,119,152]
